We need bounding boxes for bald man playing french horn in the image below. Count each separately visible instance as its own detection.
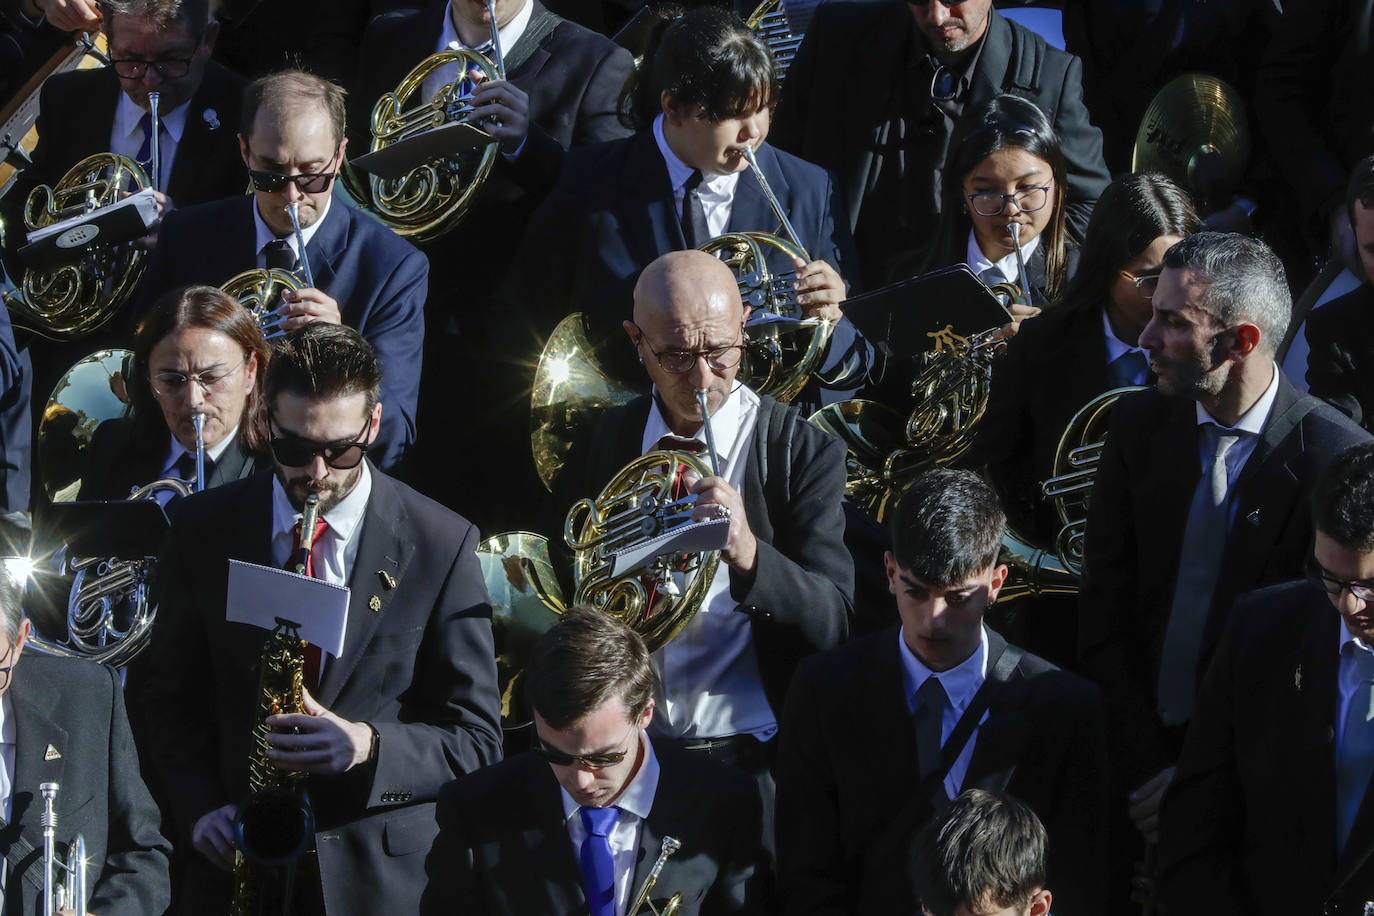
[553,249,854,855]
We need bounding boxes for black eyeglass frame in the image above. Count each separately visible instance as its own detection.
[267,408,373,470]
[110,55,195,80]
[246,150,343,195]
[965,185,1053,217]
[1307,556,1374,602]
[630,323,748,374]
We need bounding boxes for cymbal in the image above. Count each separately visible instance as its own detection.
[1132,73,1251,208]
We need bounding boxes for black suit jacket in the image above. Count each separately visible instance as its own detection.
[1159,580,1374,915]
[1079,373,1372,788]
[1306,282,1374,430]
[0,655,170,916]
[128,465,503,916]
[77,416,257,501]
[554,394,854,715]
[136,195,428,471]
[770,3,1109,283]
[420,742,767,914]
[774,625,1109,915]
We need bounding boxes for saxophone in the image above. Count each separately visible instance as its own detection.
[230,496,320,915]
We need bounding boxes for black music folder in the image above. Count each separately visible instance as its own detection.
[843,264,1012,361]
[49,499,171,561]
[351,122,496,180]
[19,188,159,267]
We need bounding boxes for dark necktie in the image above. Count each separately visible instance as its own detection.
[288,515,330,688]
[680,170,709,248]
[912,675,949,782]
[461,41,495,94]
[1107,349,1149,389]
[175,452,196,484]
[579,805,619,916]
[263,239,296,272]
[135,112,160,174]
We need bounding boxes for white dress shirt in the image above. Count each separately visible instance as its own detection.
[0,691,13,823]
[966,228,1041,290]
[111,91,189,191]
[1101,309,1149,384]
[653,113,740,240]
[158,423,241,482]
[561,732,661,916]
[1193,361,1281,501]
[421,0,534,100]
[269,461,373,589]
[641,384,775,741]
[253,194,331,269]
[898,624,990,801]
[1338,620,1374,748]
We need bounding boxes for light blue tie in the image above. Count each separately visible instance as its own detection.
[1338,645,1374,851]
[1106,349,1149,389]
[579,805,619,916]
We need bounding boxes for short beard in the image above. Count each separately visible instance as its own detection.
[274,463,362,516]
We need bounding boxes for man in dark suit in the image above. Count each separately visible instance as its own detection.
[775,468,1108,915]
[422,605,766,914]
[554,249,854,855]
[128,323,503,916]
[0,560,171,914]
[1158,442,1374,913]
[769,0,1110,287]
[1307,155,1374,429]
[138,69,427,471]
[1080,233,1371,872]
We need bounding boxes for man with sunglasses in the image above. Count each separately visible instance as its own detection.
[422,605,766,913]
[129,322,502,916]
[553,250,853,870]
[1158,442,1374,913]
[1079,232,1370,901]
[769,0,1108,287]
[138,68,427,471]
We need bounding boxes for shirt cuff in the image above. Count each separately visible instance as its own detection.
[502,135,527,161]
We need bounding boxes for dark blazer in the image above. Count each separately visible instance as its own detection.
[507,131,869,402]
[1078,373,1371,788]
[774,625,1109,916]
[1,654,170,916]
[77,416,257,501]
[420,742,768,914]
[136,195,428,471]
[1159,581,1374,915]
[127,465,503,916]
[1306,282,1374,430]
[554,394,854,715]
[0,309,28,517]
[770,3,1109,279]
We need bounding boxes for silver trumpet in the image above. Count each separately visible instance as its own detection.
[192,411,207,492]
[629,835,683,916]
[40,782,88,916]
[741,144,803,252]
[695,389,722,477]
[148,91,161,193]
[286,202,314,288]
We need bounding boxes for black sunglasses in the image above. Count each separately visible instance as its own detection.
[531,743,630,770]
[248,167,339,195]
[268,410,372,470]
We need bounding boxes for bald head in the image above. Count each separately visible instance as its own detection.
[633,250,744,332]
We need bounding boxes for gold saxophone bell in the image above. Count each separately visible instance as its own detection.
[5,153,151,341]
[220,267,306,339]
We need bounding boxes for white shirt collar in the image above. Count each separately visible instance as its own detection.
[641,383,755,465]
[559,731,660,822]
[270,460,373,546]
[898,624,989,715]
[253,194,332,263]
[1195,361,1281,435]
[438,0,533,59]
[1101,309,1147,363]
[114,91,190,146]
[651,112,741,200]
[161,423,240,478]
[966,228,1041,286]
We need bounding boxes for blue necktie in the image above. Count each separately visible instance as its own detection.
[579,805,619,916]
[1338,645,1374,851]
[135,112,153,168]
[1107,349,1148,389]
[911,675,948,782]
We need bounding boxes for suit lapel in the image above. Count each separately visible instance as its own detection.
[523,762,588,912]
[9,669,67,839]
[167,63,236,202]
[962,631,1026,793]
[1145,399,1202,610]
[841,6,908,230]
[948,12,1014,176]
[618,132,683,264]
[302,196,351,297]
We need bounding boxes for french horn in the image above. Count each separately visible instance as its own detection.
[745,0,802,80]
[220,268,305,339]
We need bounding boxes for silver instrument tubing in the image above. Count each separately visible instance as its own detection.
[741,145,804,253]
[1009,221,1033,311]
[148,91,161,193]
[192,411,207,493]
[485,0,506,80]
[286,201,314,288]
[695,389,722,478]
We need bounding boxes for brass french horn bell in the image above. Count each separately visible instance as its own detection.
[1132,73,1251,210]
[220,268,305,339]
[38,348,135,504]
[745,0,802,80]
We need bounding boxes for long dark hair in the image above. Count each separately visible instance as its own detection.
[1055,173,1200,315]
[130,285,271,454]
[952,95,1069,301]
[619,5,778,130]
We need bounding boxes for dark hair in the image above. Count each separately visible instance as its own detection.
[1313,443,1374,553]
[103,0,211,37]
[132,284,271,454]
[242,69,347,148]
[911,789,1048,916]
[265,323,381,416]
[1055,173,1201,315]
[953,95,1070,302]
[524,606,658,730]
[1347,154,1374,225]
[0,560,22,646]
[890,469,1005,587]
[620,6,777,130]
[1161,232,1290,356]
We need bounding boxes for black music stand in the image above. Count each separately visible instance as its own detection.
[352,122,495,181]
[843,264,1012,361]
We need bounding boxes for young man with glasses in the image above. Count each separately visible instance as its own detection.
[1159,441,1374,912]
[137,68,428,471]
[422,605,767,913]
[553,249,854,873]
[129,322,502,916]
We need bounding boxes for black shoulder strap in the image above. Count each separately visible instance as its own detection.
[1000,18,1045,95]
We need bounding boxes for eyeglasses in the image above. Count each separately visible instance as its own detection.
[268,410,372,470]
[966,186,1052,217]
[1119,270,1161,299]
[533,726,637,770]
[1307,556,1374,602]
[150,358,248,399]
[247,151,341,195]
[0,642,19,691]
[111,56,194,80]
[632,324,746,374]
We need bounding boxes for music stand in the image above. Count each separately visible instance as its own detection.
[842,264,1012,361]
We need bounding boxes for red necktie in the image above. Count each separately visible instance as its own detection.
[288,516,330,689]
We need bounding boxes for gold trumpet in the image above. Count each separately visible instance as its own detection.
[629,835,684,916]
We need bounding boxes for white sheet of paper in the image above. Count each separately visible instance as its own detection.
[608,517,731,577]
[226,559,350,658]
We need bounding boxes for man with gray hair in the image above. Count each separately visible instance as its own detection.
[1079,232,1370,889]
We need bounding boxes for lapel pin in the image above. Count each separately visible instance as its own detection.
[369,595,382,612]
[1294,664,1303,691]
[1246,509,1261,526]
[44,744,61,761]
[379,571,397,590]
[202,108,220,131]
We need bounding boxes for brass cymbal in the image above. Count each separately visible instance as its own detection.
[1132,73,1251,208]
